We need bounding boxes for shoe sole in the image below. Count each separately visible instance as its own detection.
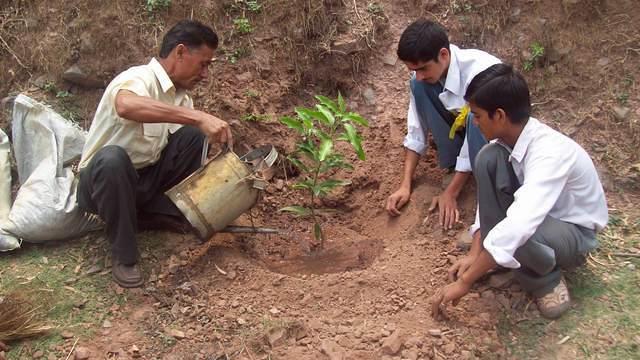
[112,273,144,288]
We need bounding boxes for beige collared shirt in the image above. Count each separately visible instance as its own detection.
[79,58,191,169]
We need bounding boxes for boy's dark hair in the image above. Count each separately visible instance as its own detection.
[464,64,531,124]
[159,20,218,58]
[397,19,449,63]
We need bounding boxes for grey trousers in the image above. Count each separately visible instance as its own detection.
[77,126,206,265]
[474,143,598,297]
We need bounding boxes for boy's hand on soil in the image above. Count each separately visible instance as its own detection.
[448,256,476,282]
[431,279,472,319]
[428,193,459,230]
[386,188,411,216]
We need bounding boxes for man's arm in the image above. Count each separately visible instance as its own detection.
[386,149,420,216]
[115,90,233,147]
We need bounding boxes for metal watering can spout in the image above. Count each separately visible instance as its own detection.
[166,144,278,240]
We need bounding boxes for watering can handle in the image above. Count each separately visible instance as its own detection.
[201,141,234,166]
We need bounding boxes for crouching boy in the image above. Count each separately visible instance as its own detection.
[431,64,608,319]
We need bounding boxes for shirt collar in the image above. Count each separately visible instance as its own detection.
[442,44,462,96]
[507,117,540,163]
[149,58,175,94]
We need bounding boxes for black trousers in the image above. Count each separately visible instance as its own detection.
[77,126,205,265]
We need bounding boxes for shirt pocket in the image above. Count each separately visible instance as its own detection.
[143,123,166,138]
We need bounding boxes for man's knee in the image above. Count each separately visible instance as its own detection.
[174,125,206,144]
[474,143,509,173]
[91,146,135,176]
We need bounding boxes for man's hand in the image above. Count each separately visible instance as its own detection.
[196,113,234,149]
[428,192,459,230]
[431,279,472,319]
[386,187,411,216]
[448,255,477,282]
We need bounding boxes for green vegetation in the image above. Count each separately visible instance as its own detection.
[225,47,251,64]
[233,17,253,35]
[241,113,270,122]
[498,210,640,359]
[523,42,545,71]
[145,0,171,12]
[279,94,368,249]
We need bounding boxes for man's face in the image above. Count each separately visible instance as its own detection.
[403,48,450,84]
[470,102,502,141]
[174,44,215,90]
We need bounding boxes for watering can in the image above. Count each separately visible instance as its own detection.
[166,144,278,240]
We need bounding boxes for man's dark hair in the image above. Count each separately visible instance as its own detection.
[159,20,218,58]
[397,19,450,63]
[464,64,531,124]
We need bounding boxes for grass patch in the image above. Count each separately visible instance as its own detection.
[0,235,126,359]
[498,209,640,359]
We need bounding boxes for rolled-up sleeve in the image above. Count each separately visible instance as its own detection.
[403,91,427,155]
[455,136,472,172]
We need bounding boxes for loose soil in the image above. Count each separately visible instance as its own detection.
[0,0,639,359]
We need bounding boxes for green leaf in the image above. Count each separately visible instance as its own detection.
[280,116,304,133]
[294,107,315,131]
[312,178,351,196]
[297,141,319,162]
[315,104,335,126]
[337,92,346,113]
[319,153,353,173]
[344,112,369,127]
[292,179,314,191]
[287,156,309,173]
[313,223,323,241]
[318,138,333,161]
[315,95,339,114]
[280,206,312,217]
[343,123,366,160]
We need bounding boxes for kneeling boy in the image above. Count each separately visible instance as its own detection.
[431,64,608,319]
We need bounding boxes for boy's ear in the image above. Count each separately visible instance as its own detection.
[494,108,508,124]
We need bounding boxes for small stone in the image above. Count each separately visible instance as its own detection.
[73,299,88,309]
[237,318,247,325]
[443,342,456,354]
[403,348,419,360]
[613,106,630,121]
[33,350,45,358]
[627,263,636,271]
[428,329,442,337]
[488,272,514,289]
[102,320,112,328]
[596,57,610,67]
[269,307,280,315]
[381,50,398,66]
[275,179,285,190]
[166,328,186,340]
[62,65,104,89]
[231,300,241,308]
[226,270,237,281]
[320,339,345,360]
[381,330,404,355]
[74,346,90,360]
[266,327,287,347]
[61,330,74,339]
[363,88,376,106]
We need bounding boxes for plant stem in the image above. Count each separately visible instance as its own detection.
[310,158,325,249]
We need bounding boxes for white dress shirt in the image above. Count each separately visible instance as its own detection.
[471,118,608,269]
[402,44,500,172]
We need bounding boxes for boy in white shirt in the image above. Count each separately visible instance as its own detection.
[431,64,608,319]
[386,19,500,232]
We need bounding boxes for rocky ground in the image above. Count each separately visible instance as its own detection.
[0,0,639,359]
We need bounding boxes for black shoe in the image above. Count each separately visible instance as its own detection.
[112,262,144,288]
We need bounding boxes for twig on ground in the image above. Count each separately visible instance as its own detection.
[610,252,640,258]
[0,33,29,73]
[64,337,79,360]
[588,253,610,267]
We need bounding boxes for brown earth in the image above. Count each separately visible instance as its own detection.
[0,0,639,359]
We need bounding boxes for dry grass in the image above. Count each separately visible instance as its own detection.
[0,290,52,342]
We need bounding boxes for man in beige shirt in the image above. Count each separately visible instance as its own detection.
[77,20,232,288]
